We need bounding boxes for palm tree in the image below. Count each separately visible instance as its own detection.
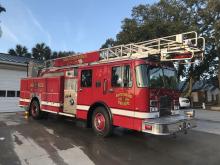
[32,43,51,60]
[16,45,28,56]
[0,4,6,13]
[0,4,6,37]
[8,49,17,56]
[8,44,29,57]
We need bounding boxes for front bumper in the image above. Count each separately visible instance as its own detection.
[142,113,196,135]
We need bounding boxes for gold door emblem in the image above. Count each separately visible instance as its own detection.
[116,93,133,106]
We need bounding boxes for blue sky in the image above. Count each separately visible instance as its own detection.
[0,0,157,54]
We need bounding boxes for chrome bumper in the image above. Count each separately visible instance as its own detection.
[142,113,196,135]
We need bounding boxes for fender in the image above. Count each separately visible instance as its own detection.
[87,101,113,127]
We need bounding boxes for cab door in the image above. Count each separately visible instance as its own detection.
[77,68,93,106]
[92,66,106,101]
[106,63,135,129]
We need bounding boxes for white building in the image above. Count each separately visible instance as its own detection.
[0,53,39,112]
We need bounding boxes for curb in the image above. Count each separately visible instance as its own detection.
[195,118,220,123]
[194,109,220,112]
[210,107,220,111]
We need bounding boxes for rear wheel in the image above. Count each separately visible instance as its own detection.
[30,100,42,119]
[92,107,112,137]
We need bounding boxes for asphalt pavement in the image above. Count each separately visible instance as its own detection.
[0,111,220,165]
[195,109,220,122]
[194,109,220,135]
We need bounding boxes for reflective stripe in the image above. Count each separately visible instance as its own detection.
[76,104,159,119]
[41,101,61,107]
[19,104,27,107]
[77,105,90,111]
[59,112,75,117]
[20,99,61,107]
[41,109,57,114]
[19,98,31,102]
[111,108,159,119]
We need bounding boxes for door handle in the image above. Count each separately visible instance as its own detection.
[103,79,107,94]
[109,88,114,93]
[78,88,83,92]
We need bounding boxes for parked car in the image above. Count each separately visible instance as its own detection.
[179,97,190,108]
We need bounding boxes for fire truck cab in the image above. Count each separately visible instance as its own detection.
[19,31,205,137]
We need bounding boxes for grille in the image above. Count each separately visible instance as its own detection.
[159,96,172,116]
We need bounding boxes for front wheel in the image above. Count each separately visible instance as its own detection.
[92,107,112,137]
[30,100,42,119]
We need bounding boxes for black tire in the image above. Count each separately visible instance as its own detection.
[30,100,42,119]
[92,107,112,137]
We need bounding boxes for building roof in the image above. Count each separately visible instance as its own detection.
[178,79,219,92]
[0,53,42,66]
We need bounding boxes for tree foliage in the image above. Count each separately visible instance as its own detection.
[0,4,6,37]
[32,43,51,60]
[8,42,76,61]
[0,4,6,13]
[101,38,115,49]
[8,45,30,57]
[51,51,76,59]
[102,0,220,96]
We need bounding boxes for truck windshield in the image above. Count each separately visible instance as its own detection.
[135,64,178,89]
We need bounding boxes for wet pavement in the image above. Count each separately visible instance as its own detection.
[0,112,220,165]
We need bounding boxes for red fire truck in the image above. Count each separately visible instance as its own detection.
[19,31,205,137]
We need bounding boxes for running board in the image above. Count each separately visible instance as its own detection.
[41,109,76,117]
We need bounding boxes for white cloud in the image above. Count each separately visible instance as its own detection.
[25,7,52,47]
[0,0,52,52]
[1,23,19,43]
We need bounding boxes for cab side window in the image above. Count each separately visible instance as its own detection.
[112,66,122,87]
[81,69,92,87]
[111,65,132,87]
[123,65,132,87]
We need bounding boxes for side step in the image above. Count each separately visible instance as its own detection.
[41,109,75,118]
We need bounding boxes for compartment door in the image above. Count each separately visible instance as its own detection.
[63,78,77,114]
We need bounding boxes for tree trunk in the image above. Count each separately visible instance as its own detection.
[218,62,220,105]
[180,76,194,98]
[186,77,193,98]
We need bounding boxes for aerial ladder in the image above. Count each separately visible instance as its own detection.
[99,31,205,62]
[28,31,205,77]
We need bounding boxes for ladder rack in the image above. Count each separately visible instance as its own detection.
[42,31,205,72]
[99,31,205,62]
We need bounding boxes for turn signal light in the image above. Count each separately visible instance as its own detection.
[145,125,152,130]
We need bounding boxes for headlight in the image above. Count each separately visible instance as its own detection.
[173,100,180,110]
[150,107,158,112]
[150,100,158,112]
